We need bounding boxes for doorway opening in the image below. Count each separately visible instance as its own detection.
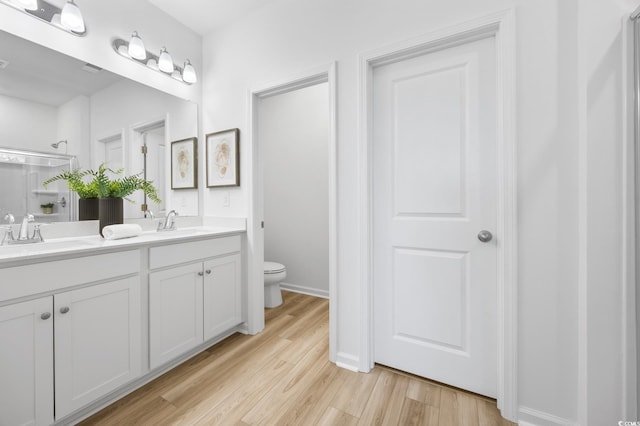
[131,120,167,219]
[258,82,330,300]
[248,63,337,361]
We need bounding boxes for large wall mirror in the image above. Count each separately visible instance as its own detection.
[0,29,199,223]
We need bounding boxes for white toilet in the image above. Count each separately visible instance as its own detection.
[264,261,286,308]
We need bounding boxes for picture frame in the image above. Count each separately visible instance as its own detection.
[170,137,198,189]
[206,128,240,187]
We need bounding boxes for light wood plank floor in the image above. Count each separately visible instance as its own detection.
[81,291,515,425]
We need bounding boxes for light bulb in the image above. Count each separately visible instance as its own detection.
[13,0,38,11]
[182,59,197,84]
[60,0,85,33]
[128,31,146,61]
[158,47,174,73]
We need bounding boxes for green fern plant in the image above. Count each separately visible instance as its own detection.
[91,163,161,203]
[43,164,161,204]
[43,168,99,199]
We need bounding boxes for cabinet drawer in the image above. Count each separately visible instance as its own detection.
[149,235,241,270]
[0,250,140,302]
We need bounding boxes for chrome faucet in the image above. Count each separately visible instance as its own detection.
[1,213,44,245]
[157,210,178,231]
[144,210,155,219]
[18,214,34,240]
[4,213,15,224]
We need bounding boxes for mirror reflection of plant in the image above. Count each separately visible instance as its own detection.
[40,202,54,208]
[43,168,98,199]
[43,164,161,204]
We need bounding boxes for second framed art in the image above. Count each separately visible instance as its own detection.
[171,137,198,189]
[206,128,240,187]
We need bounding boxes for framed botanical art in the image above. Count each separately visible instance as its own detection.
[206,128,239,187]
[171,137,198,189]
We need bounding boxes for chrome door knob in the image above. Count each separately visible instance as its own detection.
[41,312,51,320]
[477,230,493,243]
[60,306,70,314]
[205,269,212,275]
[198,271,204,276]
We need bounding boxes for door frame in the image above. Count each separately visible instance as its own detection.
[246,63,338,361]
[357,9,518,421]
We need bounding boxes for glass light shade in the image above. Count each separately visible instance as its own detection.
[60,0,85,33]
[182,60,197,84]
[128,32,146,61]
[14,0,38,10]
[158,47,174,73]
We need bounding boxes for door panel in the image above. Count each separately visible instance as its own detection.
[393,248,468,351]
[0,297,53,426]
[149,263,203,369]
[373,36,497,398]
[393,64,466,216]
[203,253,242,341]
[54,276,141,418]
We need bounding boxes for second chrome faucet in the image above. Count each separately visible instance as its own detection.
[157,210,178,232]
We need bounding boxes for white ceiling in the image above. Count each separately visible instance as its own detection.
[147,0,277,36]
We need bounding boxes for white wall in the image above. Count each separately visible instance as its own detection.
[58,95,90,166]
[580,0,638,423]
[0,95,57,152]
[201,0,634,424]
[260,83,330,297]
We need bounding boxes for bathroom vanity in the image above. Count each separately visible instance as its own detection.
[0,223,245,426]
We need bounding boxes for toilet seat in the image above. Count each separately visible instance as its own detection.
[264,261,286,274]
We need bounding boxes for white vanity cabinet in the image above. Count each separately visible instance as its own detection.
[0,249,142,424]
[149,236,242,369]
[0,228,245,425]
[0,297,54,426]
[54,276,141,418]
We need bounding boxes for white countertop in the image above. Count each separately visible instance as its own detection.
[0,225,245,265]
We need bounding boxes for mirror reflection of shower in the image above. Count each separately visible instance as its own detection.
[51,140,68,153]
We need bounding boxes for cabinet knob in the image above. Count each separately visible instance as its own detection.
[60,306,70,314]
[198,271,204,276]
[205,269,212,275]
[41,312,51,320]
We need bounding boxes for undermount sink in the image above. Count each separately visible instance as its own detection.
[0,239,99,258]
[148,227,226,237]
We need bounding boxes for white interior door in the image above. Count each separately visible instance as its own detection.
[373,35,498,398]
[103,136,123,171]
[144,127,166,216]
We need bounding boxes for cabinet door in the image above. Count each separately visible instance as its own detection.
[149,263,204,369]
[54,276,141,419]
[0,297,53,426]
[203,253,242,341]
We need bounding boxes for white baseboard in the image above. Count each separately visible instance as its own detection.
[335,351,360,372]
[280,282,329,299]
[518,406,575,426]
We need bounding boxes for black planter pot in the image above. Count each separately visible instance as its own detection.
[78,198,99,221]
[99,198,124,237]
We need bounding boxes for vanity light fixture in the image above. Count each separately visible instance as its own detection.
[60,0,85,33]
[128,31,146,61]
[158,47,174,73]
[0,0,87,36]
[182,60,197,84]
[112,34,197,85]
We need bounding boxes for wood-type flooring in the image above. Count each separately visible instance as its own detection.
[80,291,515,425]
